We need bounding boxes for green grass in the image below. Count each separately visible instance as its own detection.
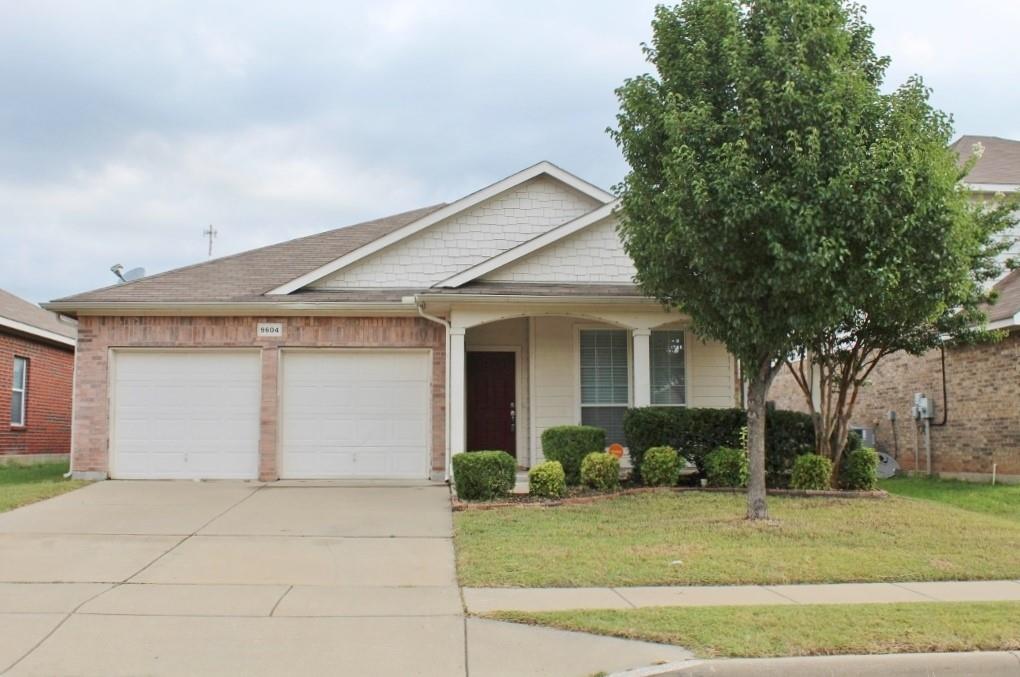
[488,602,1020,658]
[881,476,1020,523]
[0,462,88,513]
[454,492,1020,587]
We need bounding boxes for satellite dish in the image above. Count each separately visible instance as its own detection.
[876,451,899,479]
[122,267,146,282]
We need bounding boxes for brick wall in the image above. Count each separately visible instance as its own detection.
[770,330,1020,479]
[0,332,74,455]
[74,316,446,481]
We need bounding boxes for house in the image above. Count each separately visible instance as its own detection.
[45,162,739,481]
[0,288,77,462]
[770,136,1020,483]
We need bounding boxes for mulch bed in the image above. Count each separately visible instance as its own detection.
[451,485,887,510]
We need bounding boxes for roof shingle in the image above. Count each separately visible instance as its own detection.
[953,135,1020,186]
[0,288,77,339]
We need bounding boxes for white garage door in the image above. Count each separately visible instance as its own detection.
[111,351,261,479]
[281,351,430,479]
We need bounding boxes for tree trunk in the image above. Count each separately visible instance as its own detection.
[745,364,771,521]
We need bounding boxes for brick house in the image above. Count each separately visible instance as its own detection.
[46,162,740,481]
[0,288,77,461]
[770,136,1020,483]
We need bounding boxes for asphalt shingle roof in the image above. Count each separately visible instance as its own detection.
[953,135,1020,186]
[52,204,447,304]
[0,288,77,339]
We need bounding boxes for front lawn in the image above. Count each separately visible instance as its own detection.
[489,601,1020,658]
[0,462,87,513]
[454,492,1020,587]
[881,476,1020,523]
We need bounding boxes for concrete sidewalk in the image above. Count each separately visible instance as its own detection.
[616,651,1020,677]
[464,579,1020,613]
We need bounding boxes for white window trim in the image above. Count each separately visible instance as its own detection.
[649,328,690,408]
[11,356,27,427]
[574,325,633,432]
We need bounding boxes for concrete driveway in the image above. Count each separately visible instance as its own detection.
[0,481,689,676]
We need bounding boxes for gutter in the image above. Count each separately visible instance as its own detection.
[0,317,76,347]
[41,301,420,316]
[413,293,661,306]
[412,297,453,482]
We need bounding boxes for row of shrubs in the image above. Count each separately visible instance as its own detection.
[452,448,622,501]
[702,445,879,491]
[623,406,862,488]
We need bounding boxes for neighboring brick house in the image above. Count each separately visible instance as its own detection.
[47,162,740,481]
[0,288,77,460]
[771,136,1020,483]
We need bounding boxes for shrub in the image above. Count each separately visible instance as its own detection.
[528,461,566,499]
[623,406,815,486]
[641,446,682,487]
[451,451,516,500]
[704,447,749,488]
[541,425,606,485]
[789,454,833,490]
[840,447,879,491]
[580,452,620,491]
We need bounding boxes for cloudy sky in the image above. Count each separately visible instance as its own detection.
[3,1,1019,304]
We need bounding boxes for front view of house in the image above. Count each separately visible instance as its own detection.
[48,162,738,481]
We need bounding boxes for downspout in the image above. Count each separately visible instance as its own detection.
[415,299,452,482]
[64,347,78,479]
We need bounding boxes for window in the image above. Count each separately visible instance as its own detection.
[651,330,686,405]
[11,357,26,426]
[579,329,629,444]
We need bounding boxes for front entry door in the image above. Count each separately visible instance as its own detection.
[466,351,517,459]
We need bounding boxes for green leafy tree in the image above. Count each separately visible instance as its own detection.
[611,0,1014,517]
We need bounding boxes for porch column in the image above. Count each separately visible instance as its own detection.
[449,327,467,456]
[632,328,651,408]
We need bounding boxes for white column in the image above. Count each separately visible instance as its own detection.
[632,328,651,408]
[449,327,467,456]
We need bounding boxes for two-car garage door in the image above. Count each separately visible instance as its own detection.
[110,350,430,480]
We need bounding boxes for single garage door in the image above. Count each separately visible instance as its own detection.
[111,351,261,479]
[281,350,430,479]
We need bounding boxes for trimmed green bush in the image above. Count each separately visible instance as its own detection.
[641,446,682,487]
[789,454,833,490]
[451,451,516,500]
[580,452,620,491]
[623,406,815,486]
[840,447,879,491]
[704,447,749,488]
[528,461,566,499]
[541,425,606,485]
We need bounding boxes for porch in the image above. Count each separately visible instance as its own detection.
[441,303,739,470]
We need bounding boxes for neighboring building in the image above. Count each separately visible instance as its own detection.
[47,162,740,481]
[0,289,77,461]
[770,136,1020,483]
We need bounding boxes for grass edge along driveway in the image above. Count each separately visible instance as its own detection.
[487,601,1020,658]
[454,491,1020,587]
[0,461,88,513]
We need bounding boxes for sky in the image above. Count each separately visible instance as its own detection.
[3,1,1019,305]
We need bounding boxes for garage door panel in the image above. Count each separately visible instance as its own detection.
[281,352,430,479]
[111,352,260,480]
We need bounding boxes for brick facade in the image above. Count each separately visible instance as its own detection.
[0,332,74,456]
[73,316,446,481]
[770,329,1020,480]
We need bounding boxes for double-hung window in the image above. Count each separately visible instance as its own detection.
[579,329,629,444]
[650,330,686,406]
[10,357,27,426]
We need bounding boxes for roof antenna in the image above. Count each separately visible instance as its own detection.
[110,264,126,283]
[203,224,218,257]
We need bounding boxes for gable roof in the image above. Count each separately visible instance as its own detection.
[987,267,1020,328]
[0,288,77,346]
[435,199,621,288]
[48,204,447,306]
[953,135,1020,188]
[266,161,615,295]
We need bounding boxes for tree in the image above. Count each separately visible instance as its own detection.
[611,0,1013,517]
[786,143,1015,482]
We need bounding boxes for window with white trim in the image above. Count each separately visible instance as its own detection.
[10,357,27,426]
[650,330,686,405]
[579,329,629,444]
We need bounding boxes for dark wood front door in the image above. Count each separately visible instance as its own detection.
[466,351,516,459]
